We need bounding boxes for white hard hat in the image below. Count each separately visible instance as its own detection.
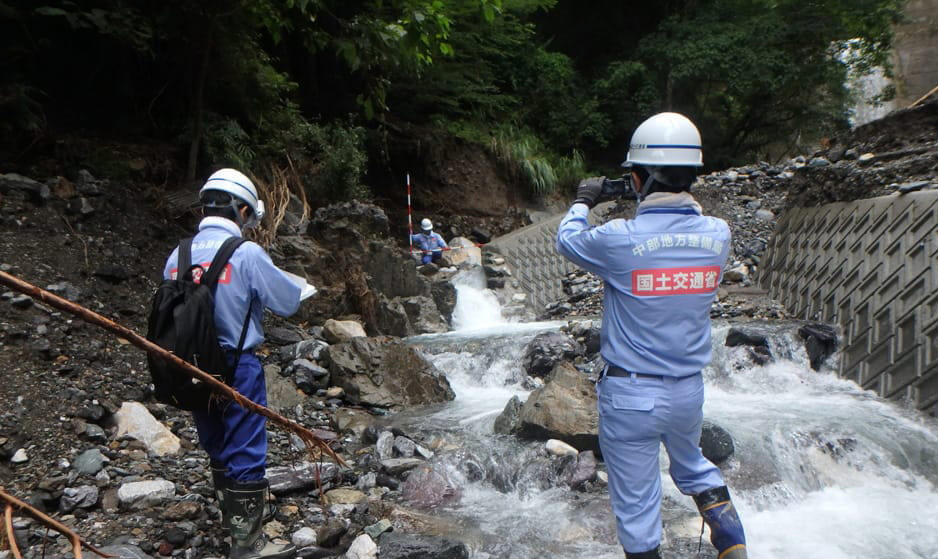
[625,112,703,167]
[420,218,433,231]
[199,168,266,224]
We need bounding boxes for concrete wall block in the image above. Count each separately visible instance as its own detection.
[763,191,938,411]
[885,344,921,399]
[914,364,938,409]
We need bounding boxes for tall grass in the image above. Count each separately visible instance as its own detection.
[491,128,586,197]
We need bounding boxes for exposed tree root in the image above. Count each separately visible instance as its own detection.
[0,488,114,559]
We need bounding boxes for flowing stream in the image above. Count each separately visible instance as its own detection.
[392,276,938,558]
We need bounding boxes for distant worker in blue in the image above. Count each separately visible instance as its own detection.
[162,168,302,559]
[556,113,747,559]
[413,218,449,264]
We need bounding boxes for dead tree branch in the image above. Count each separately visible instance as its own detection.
[0,488,114,559]
[0,270,345,467]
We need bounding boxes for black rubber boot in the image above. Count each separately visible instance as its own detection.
[625,547,661,559]
[694,486,747,559]
[213,464,274,523]
[224,479,295,559]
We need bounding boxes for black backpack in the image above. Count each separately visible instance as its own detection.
[146,236,252,411]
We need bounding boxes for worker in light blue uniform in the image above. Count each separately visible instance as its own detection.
[162,168,301,559]
[556,113,747,559]
[412,218,448,264]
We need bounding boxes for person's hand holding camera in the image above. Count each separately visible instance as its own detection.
[574,176,605,208]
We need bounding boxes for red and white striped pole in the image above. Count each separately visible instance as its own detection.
[406,173,414,255]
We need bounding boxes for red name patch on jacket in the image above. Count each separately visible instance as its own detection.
[169,263,233,284]
[631,266,720,296]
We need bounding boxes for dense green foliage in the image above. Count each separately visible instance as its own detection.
[0,0,904,201]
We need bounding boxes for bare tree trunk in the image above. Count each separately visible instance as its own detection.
[186,21,216,183]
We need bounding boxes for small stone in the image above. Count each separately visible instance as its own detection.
[325,386,344,399]
[117,479,175,506]
[808,157,830,167]
[346,534,377,559]
[858,152,875,162]
[162,501,202,521]
[262,520,286,539]
[363,519,392,540]
[10,448,28,463]
[755,209,775,221]
[291,527,317,547]
[596,471,608,485]
[381,458,424,475]
[375,430,394,460]
[60,485,99,512]
[324,488,366,505]
[10,295,32,309]
[74,448,107,475]
[393,436,416,458]
[545,439,578,457]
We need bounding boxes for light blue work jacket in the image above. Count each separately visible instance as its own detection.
[412,231,448,253]
[556,193,730,376]
[163,217,301,350]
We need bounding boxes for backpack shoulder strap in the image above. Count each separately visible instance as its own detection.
[202,236,247,289]
[177,238,193,280]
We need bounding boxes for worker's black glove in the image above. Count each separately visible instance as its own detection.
[574,176,605,208]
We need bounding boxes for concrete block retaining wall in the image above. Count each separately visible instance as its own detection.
[761,190,938,411]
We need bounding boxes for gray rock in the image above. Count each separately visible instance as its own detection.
[356,472,377,491]
[280,339,328,363]
[381,458,424,476]
[430,281,457,325]
[495,362,599,453]
[346,534,378,559]
[74,448,106,475]
[401,465,460,508]
[323,319,366,343]
[798,323,838,371]
[755,209,775,221]
[0,173,50,201]
[84,423,107,442]
[521,331,583,378]
[493,396,522,435]
[376,431,395,460]
[117,479,175,506]
[45,282,82,301]
[378,533,469,559]
[364,519,392,540]
[401,295,447,334]
[289,358,330,395]
[808,157,831,167]
[393,436,417,458]
[10,295,32,309]
[565,451,597,489]
[323,337,455,409]
[113,402,180,456]
[292,527,318,547]
[60,485,99,512]
[700,421,735,464]
[264,365,305,412]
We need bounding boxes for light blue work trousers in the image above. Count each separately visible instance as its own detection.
[597,371,725,553]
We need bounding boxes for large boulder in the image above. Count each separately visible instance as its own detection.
[402,296,447,334]
[375,295,412,337]
[323,319,367,343]
[497,362,599,452]
[798,323,838,371]
[323,337,455,409]
[521,332,583,378]
[430,281,457,325]
[446,237,482,267]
